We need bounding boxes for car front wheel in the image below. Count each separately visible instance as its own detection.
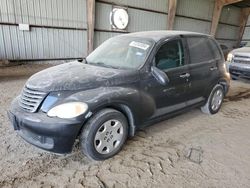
[80,108,128,160]
[201,84,224,115]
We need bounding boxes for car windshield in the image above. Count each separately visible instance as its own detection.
[86,36,154,69]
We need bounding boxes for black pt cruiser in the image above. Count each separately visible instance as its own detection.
[8,31,230,160]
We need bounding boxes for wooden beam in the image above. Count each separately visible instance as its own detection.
[237,7,250,47]
[210,0,223,36]
[87,0,95,54]
[222,0,243,6]
[210,0,243,36]
[167,0,177,30]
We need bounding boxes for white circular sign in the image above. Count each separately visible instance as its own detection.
[110,8,129,30]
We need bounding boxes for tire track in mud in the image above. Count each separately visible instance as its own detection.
[223,87,250,119]
[224,88,250,102]
[0,154,68,188]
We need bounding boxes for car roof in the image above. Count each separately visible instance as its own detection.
[120,30,210,42]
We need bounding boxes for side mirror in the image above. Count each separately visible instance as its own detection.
[151,66,169,86]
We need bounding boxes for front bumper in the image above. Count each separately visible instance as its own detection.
[229,63,250,79]
[8,97,85,154]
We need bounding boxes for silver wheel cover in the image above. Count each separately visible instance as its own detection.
[94,119,124,154]
[211,89,223,111]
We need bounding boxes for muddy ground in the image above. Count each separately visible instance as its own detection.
[1,63,250,188]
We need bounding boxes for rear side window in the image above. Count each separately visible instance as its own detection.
[187,37,221,64]
[208,38,222,60]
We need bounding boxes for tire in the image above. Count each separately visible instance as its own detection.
[80,108,128,160]
[201,84,224,115]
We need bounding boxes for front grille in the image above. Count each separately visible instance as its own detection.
[19,86,47,112]
[233,60,250,64]
[233,55,250,64]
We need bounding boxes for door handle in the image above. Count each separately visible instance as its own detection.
[179,73,190,78]
[210,66,218,71]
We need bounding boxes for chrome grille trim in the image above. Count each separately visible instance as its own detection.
[234,54,250,59]
[233,55,250,64]
[19,86,47,112]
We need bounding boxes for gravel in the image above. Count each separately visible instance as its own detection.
[1,63,250,188]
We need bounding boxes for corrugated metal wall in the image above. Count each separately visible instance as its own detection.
[174,0,214,34]
[0,0,246,60]
[242,16,250,43]
[216,5,241,48]
[95,0,241,49]
[0,0,87,60]
[94,0,168,48]
[174,0,240,48]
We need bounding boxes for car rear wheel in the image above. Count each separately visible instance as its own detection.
[80,108,128,160]
[201,84,224,115]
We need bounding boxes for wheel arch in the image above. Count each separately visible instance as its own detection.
[205,78,229,100]
[218,79,230,95]
[102,104,136,137]
[82,103,137,138]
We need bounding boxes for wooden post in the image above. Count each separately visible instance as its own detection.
[210,0,243,36]
[210,0,223,36]
[167,0,177,30]
[237,8,250,47]
[87,0,95,54]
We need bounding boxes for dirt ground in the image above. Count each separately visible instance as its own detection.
[1,63,250,188]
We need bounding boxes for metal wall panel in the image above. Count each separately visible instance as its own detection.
[95,2,167,32]
[127,8,167,32]
[0,0,87,27]
[94,31,121,48]
[0,24,87,60]
[220,5,241,26]
[176,0,214,21]
[0,0,87,60]
[217,40,237,49]
[216,5,240,47]
[216,24,239,40]
[246,16,250,26]
[243,27,250,40]
[95,2,167,48]
[174,17,211,34]
[174,0,213,35]
[242,16,250,41]
[95,2,111,30]
[0,0,244,60]
[98,0,168,13]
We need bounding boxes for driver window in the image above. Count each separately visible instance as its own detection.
[155,40,184,70]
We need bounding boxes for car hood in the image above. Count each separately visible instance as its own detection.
[231,47,250,55]
[26,61,132,92]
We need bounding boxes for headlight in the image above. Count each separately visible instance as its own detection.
[227,53,234,62]
[47,102,88,119]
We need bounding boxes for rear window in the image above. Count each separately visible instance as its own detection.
[187,37,222,64]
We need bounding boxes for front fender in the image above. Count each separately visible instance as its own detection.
[68,87,139,109]
[66,87,155,127]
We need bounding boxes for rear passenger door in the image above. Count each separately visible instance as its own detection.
[186,36,221,103]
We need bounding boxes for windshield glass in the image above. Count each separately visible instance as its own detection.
[86,36,154,69]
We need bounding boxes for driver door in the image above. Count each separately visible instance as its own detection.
[141,38,190,119]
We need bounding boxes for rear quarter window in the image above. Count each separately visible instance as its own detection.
[187,37,222,64]
[208,38,223,60]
